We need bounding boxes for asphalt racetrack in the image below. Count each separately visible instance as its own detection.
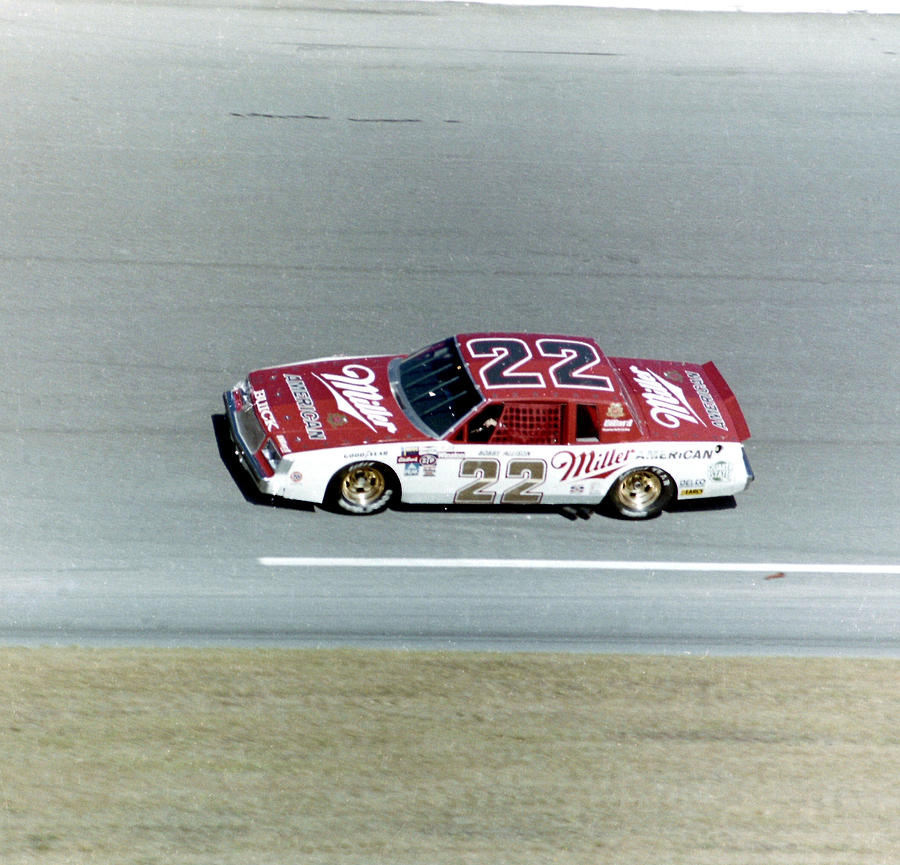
[2,1,898,653]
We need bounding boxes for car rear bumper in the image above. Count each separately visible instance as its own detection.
[742,446,755,487]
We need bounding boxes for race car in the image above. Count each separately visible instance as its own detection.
[223,333,753,518]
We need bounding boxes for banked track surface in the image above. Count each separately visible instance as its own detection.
[1,1,898,653]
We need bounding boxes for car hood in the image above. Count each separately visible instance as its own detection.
[246,354,422,451]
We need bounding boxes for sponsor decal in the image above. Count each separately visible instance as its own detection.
[397,449,437,466]
[289,470,303,483]
[552,448,636,482]
[398,448,437,477]
[284,373,326,440]
[315,365,398,435]
[709,461,732,483]
[629,366,705,429]
[327,412,349,428]
[602,418,634,432]
[640,448,718,461]
[679,478,706,489]
[253,388,279,431]
[603,403,633,432]
[681,488,704,496]
[686,371,728,431]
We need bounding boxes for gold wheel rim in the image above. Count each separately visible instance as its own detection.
[341,467,386,507]
[614,469,662,511]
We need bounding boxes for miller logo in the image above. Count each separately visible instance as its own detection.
[552,448,636,482]
[630,366,704,429]
[315,365,399,435]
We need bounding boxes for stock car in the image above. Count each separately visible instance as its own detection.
[223,333,753,518]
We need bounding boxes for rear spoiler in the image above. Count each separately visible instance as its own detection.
[702,362,751,441]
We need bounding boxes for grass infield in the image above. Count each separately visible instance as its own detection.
[1,649,897,864]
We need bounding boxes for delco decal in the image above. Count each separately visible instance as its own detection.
[315,365,398,435]
[284,373,326,441]
[253,388,279,431]
[552,448,636,482]
[686,371,728,431]
[679,478,706,489]
[629,366,704,429]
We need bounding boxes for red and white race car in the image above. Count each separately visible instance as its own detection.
[224,333,753,518]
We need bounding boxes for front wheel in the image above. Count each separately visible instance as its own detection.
[328,462,397,515]
[606,466,674,519]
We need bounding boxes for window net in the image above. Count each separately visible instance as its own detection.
[492,403,562,445]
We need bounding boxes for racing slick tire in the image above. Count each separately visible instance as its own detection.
[328,461,398,515]
[606,466,674,519]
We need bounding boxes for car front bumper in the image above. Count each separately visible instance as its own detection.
[223,389,277,494]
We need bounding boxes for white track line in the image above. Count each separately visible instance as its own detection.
[258,557,900,574]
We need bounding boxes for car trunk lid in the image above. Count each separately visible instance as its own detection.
[609,357,751,442]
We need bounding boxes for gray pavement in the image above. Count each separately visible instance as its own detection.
[2,1,898,652]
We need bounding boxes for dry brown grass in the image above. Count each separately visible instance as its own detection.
[1,649,897,864]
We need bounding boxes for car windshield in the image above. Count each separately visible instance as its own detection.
[390,337,483,438]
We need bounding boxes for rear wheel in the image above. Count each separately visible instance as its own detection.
[328,462,396,515]
[607,466,674,519]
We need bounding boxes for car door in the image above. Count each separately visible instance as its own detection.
[447,401,565,507]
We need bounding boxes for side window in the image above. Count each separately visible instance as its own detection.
[571,402,638,443]
[575,405,601,442]
[465,404,504,443]
[492,403,563,445]
[458,403,565,445]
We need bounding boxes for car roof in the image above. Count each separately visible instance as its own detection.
[454,332,625,403]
